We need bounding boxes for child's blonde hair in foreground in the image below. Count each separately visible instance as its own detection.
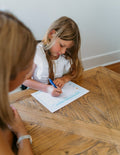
[0,11,36,129]
[42,16,83,81]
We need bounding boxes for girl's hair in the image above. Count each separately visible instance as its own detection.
[0,11,37,129]
[42,16,83,81]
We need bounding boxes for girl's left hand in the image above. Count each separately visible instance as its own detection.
[8,105,28,138]
[53,77,66,88]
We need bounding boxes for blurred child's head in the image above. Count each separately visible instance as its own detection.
[0,11,37,128]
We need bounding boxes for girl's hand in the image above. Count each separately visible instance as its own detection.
[53,77,67,88]
[8,106,28,138]
[47,85,62,97]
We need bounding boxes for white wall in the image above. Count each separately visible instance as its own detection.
[0,0,120,69]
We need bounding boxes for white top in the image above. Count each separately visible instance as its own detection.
[33,42,71,84]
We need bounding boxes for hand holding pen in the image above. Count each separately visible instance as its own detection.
[49,78,57,88]
[48,78,62,97]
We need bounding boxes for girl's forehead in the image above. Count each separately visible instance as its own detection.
[58,38,74,48]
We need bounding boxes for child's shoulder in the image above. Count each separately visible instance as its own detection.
[36,42,45,56]
[36,42,43,49]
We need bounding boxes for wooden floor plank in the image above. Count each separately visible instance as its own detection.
[105,62,120,74]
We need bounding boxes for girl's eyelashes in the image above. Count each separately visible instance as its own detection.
[60,44,64,47]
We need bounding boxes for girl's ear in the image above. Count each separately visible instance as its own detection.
[48,29,56,39]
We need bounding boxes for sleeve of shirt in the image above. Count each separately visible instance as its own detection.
[33,43,44,81]
[33,43,49,84]
[34,44,42,66]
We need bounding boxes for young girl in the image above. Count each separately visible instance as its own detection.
[0,11,36,154]
[23,16,83,97]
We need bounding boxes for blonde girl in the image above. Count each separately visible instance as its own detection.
[23,16,83,97]
[0,11,36,154]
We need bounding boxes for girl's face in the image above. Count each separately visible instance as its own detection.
[9,60,34,91]
[50,38,74,59]
[48,30,74,59]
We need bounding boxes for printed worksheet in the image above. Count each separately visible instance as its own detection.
[31,81,89,112]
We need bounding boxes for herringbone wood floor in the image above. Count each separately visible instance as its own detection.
[10,66,120,155]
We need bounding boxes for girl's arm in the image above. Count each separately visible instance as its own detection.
[0,107,35,155]
[53,74,73,88]
[23,79,48,92]
[23,61,62,97]
[23,79,62,97]
[6,106,33,155]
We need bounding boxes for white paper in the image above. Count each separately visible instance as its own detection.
[31,81,89,113]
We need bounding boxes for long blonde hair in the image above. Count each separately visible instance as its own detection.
[0,11,36,129]
[42,16,83,81]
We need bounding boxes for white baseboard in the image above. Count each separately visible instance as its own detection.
[82,50,120,70]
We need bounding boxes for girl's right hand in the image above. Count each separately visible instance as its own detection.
[47,85,62,97]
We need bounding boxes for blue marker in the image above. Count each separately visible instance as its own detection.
[49,78,57,88]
